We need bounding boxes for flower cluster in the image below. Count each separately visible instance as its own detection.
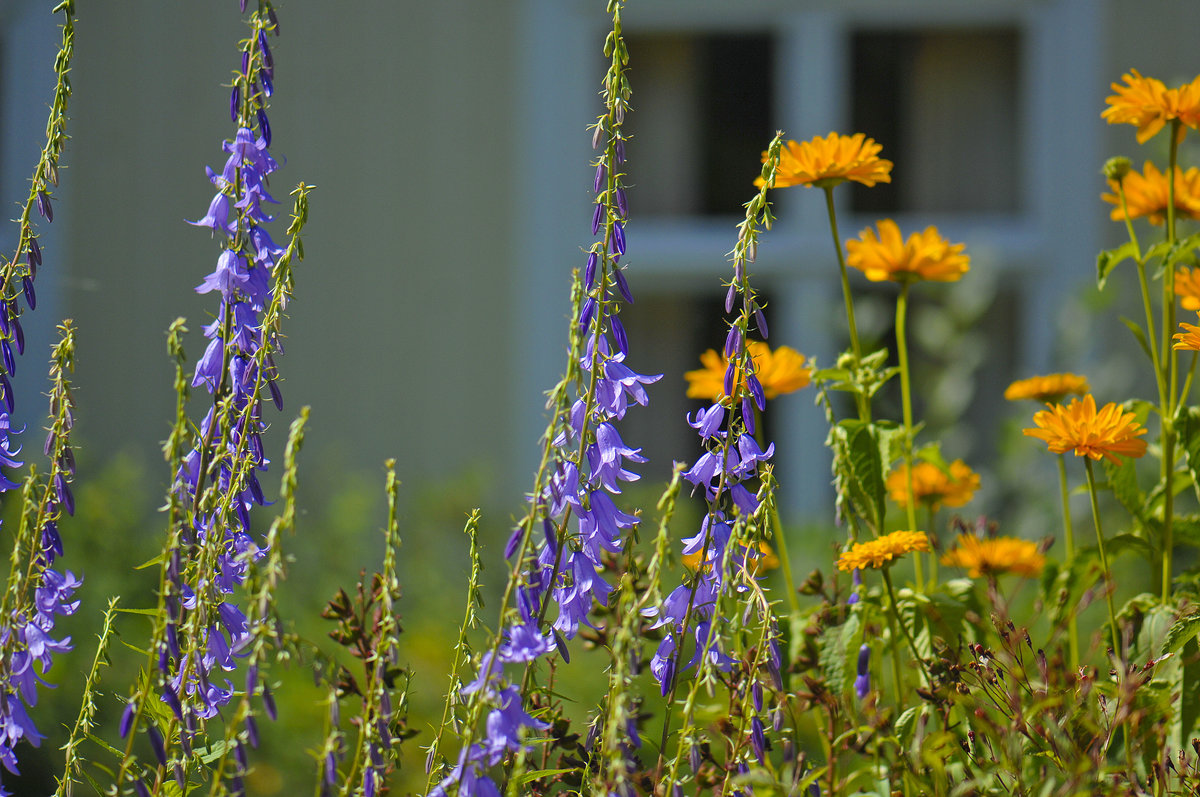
[430,9,659,794]
[1003,373,1090,404]
[1101,160,1200,225]
[644,139,786,703]
[886,459,979,512]
[0,3,79,774]
[149,11,284,745]
[941,534,1045,578]
[684,340,811,403]
[1023,394,1148,464]
[1103,69,1200,143]
[846,219,970,284]
[836,530,930,572]
[755,132,892,189]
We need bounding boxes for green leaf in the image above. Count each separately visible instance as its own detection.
[1178,407,1200,506]
[894,706,920,746]
[818,612,860,694]
[829,420,888,535]
[1161,611,1200,656]
[1119,317,1154,363]
[1102,455,1145,522]
[514,769,578,784]
[913,442,951,474]
[1097,240,1139,290]
[133,553,165,570]
[1107,532,1153,559]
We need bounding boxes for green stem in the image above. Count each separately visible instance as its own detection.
[895,284,924,589]
[882,568,932,689]
[1056,454,1079,670]
[770,503,801,615]
[823,186,870,421]
[1084,458,1121,655]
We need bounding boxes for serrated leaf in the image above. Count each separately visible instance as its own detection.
[1161,611,1200,656]
[1107,532,1153,558]
[830,420,890,535]
[1097,240,1139,290]
[1102,455,1145,522]
[819,612,860,694]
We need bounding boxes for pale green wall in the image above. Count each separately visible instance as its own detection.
[61,2,519,505]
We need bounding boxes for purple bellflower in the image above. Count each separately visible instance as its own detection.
[429,18,657,795]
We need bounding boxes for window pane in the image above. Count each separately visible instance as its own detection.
[624,33,774,217]
[851,28,1021,215]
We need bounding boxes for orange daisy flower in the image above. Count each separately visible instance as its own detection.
[1177,267,1200,311]
[1003,373,1090,404]
[1102,69,1200,144]
[1023,394,1148,464]
[1173,312,1200,351]
[684,340,812,402]
[1101,161,1200,225]
[886,460,980,513]
[845,219,969,283]
[754,132,892,190]
[836,530,930,572]
[940,535,1045,578]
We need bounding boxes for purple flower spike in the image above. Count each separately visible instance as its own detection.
[593,162,606,193]
[147,724,167,766]
[230,85,240,122]
[262,71,274,98]
[591,202,604,236]
[612,220,626,255]
[22,277,36,311]
[724,326,741,358]
[725,283,736,313]
[615,186,628,218]
[28,237,41,267]
[12,314,23,355]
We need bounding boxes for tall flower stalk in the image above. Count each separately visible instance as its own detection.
[0,0,79,778]
[424,2,660,794]
[110,5,312,795]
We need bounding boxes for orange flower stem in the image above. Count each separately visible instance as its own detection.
[1084,458,1121,656]
[822,186,870,422]
[1164,120,1181,605]
[895,283,924,590]
[881,568,932,690]
[1118,182,1168,409]
[926,505,938,589]
[769,503,801,615]
[1056,454,1079,670]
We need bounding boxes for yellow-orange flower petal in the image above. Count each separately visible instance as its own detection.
[683,541,779,575]
[1173,312,1200,351]
[1003,373,1091,404]
[1178,268,1200,311]
[684,341,812,402]
[1023,394,1147,465]
[940,535,1045,578]
[1101,161,1200,225]
[754,132,893,190]
[836,530,930,572]
[844,219,969,283]
[886,460,980,513]
[1102,69,1200,144]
